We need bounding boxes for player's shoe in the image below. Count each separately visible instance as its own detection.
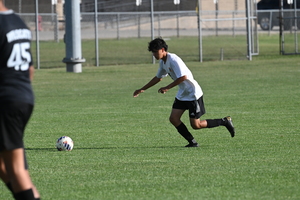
[223,116,235,137]
[185,143,199,147]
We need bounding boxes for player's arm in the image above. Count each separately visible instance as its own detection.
[29,65,34,82]
[158,75,187,94]
[133,76,162,97]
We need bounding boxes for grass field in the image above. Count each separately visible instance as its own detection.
[1,37,300,200]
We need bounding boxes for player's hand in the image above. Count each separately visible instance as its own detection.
[133,89,144,97]
[158,87,169,94]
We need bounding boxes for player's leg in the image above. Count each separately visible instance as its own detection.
[0,155,15,195]
[188,97,235,137]
[187,96,208,130]
[1,148,36,200]
[0,103,40,199]
[1,152,40,200]
[169,108,198,147]
[0,155,8,182]
[189,118,207,129]
[190,117,235,137]
[0,104,15,196]
[169,108,184,127]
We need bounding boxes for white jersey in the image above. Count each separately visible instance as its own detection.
[156,53,203,101]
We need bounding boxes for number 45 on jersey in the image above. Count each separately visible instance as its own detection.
[7,42,31,71]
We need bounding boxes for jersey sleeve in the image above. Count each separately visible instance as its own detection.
[170,56,187,79]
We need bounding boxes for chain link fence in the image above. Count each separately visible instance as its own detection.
[257,9,300,55]
[16,0,261,68]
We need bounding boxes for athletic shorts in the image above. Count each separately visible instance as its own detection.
[172,96,206,119]
[0,102,33,151]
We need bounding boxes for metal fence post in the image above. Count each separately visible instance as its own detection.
[35,0,40,69]
[268,11,272,36]
[117,13,120,40]
[176,6,179,37]
[293,0,298,53]
[54,13,59,43]
[94,0,99,66]
[62,0,85,73]
[150,0,155,64]
[246,0,252,60]
[158,14,161,37]
[232,11,236,37]
[197,0,203,62]
[138,13,141,38]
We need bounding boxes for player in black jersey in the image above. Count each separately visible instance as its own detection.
[0,1,41,200]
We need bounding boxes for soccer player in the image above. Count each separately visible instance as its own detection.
[0,1,41,199]
[133,37,235,147]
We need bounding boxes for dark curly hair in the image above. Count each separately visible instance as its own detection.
[148,37,168,52]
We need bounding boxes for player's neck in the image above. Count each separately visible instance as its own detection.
[0,3,8,12]
[161,52,168,63]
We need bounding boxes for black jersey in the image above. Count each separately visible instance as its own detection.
[0,10,34,105]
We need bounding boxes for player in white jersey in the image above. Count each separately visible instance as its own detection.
[133,37,235,147]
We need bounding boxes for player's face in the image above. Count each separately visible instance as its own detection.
[151,49,164,60]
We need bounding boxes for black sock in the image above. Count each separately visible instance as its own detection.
[175,123,196,143]
[206,118,226,128]
[14,189,35,200]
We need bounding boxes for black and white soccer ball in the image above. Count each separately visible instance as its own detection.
[56,136,74,151]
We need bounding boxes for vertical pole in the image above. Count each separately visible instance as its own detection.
[176,5,179,37]
[63,0,85,73]
[220,48,223,61]
[19,0,22,13]
[215,1,218,36]
[150,0,154,40]
[150,0,155,64]
[174,0,180,37]
[51,2,54,22]
[35,0,40,69]
[158,14,161,37]
[233,0,237,37]
[54,2,59,43]
[246,0,252,60]
[138,10,141,38]
[294,0,298,53]
[94,0,99,66]
[117,14,120,40]
[197,0,202,62]
[136,0,142,38]
[268,11,272,36]
[280,0,284,54]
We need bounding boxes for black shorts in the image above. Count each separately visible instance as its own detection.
[172,96,206,119]
[0,102,33,151]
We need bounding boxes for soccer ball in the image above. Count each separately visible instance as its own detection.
[56,136,74,151]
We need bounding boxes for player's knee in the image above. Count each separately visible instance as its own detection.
[191,124,200,130]
[169,116,179,126]
[169,116,175,124]
[190,121,203,130]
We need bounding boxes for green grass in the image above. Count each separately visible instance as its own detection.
[1,54,299,199]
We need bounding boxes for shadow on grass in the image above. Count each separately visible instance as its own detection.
[25,146,202,151]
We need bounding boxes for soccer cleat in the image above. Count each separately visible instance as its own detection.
[185,143,199,147]
[223,116,235,137]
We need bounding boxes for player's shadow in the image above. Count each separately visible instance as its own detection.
[25,148,59,151]
[75,146,185,150]
[25,146,199,151]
